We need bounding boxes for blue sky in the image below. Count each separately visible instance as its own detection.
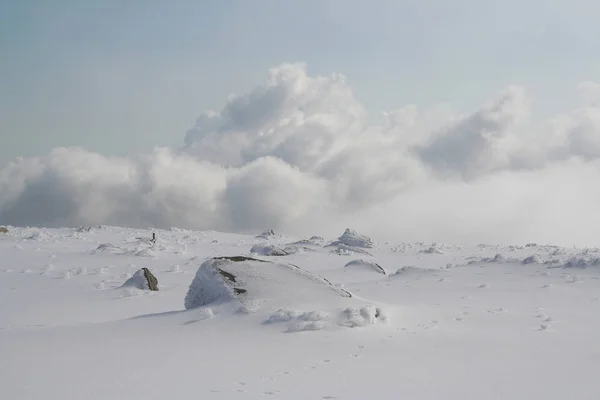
[1,0,599,164]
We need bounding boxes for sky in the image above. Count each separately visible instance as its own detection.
[2,0,599,163]
[1,0,600,246]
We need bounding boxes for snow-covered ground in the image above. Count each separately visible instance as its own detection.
[2,225,600,399]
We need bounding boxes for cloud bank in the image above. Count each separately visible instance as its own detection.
[2,63,600,245]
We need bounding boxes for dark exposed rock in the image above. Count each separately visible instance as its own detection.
[0,226,8,234]
[213,255,267,263]
[122,268,159,291]
[143,268,159,291]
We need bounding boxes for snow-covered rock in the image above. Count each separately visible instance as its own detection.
[287,236,325,247]
[563,256,600,268]
[256,229,277,239]
[420,246,444,254]
[326,241,373,256]
[522,254,543,264]
[185,256,352,310]
[344,259,386,275]
[390,266,437,278]
[250,244,292,256]
[330,228,374,248]
[183,256,387,330]
[121,268,159,291]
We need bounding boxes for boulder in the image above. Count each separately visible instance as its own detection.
[122,268,159,291]
[184,256,352,310]
[0,226,8,234]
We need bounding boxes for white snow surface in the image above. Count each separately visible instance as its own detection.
[2,226,600,399]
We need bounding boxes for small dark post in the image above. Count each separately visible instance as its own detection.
[151,232,156,244]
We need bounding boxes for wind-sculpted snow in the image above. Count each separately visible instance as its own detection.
[3,226,600,399]
[344,260,387,275]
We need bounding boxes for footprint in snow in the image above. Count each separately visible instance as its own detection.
[565,275,582,283]
[535,313,553,322]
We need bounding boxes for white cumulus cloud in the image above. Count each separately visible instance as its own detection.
[2,62,600,245]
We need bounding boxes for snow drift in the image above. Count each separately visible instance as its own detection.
[344,259,387,275]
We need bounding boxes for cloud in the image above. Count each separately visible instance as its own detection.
[2,62,600,245]
[416,85,530,179]
[578,80,600,105]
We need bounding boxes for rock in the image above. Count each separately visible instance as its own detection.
[330,228,374,248]
[0,226,8,234]
[77,225,93,233]
[143,268,159,291]
[121,268,159,291]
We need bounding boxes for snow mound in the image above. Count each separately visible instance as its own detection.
[94,243,123,254]
[563,256,600,268]
[330,228,374,248]
[419,245,444,254]
[339,305,388,327]
[469,253,519,264]
[327,243,373,256]
[256,229,277,239]
[250,244,293,256]
[344,259,386,275]
[522,254,543,264]
[287,236,325,247]
[264,307,386,332]
[480,253,508,263]
[390,266,437,278]
[24,230,54,242]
